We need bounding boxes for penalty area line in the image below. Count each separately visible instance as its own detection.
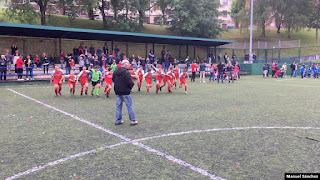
[6,88,224,180]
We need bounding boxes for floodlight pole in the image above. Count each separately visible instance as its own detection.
[249,0,253,62]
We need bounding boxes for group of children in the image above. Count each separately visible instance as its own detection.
[50,64,190,97]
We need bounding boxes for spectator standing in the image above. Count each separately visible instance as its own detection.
[217,62,225,83]
[190,61,198,82]
[263,63,268,78]
[34,55,40,67]
[185,56,190,72]
[294,63,298,77]
[199,60,206,83]
[73,46,79,63]
[130,54,136,63]
[50,54,56,66]
[24,55,34,80]
[209,64,216,82]
[272,63,277,77]
[79,56,85,72]
[11,44,18,55]
[290,61,295,77]
[4,50,11,73]
[59,52,65,68]
[13,52,20,74]
[84,46,88,56]
[96,47,102,57]
[78,44,84,55]
[224,53,228,64]
[218,53,221,63]
[141,58,146,71]
[0,55,7,81]
[89,45,95,55]
[42,53,50,74]
[114,45,120,57]
[84,56,90,70]
[282,63,287,77]
[252,52,257,63]
[300,64,305,79]
[103,43,108,55]
[131,59,137,70]
[236,61,241,80]
[120,50,126,61]
[149,50,154,63]
[161,49,165,62]
[16,56,24,80]
[112,60,137,126]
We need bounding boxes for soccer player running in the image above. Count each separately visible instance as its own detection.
[179,68,190,94]
[50,65,65,97]
[160,67,175,93]
[173,66,180,89]
[136,66,144,91]
[103,67,113,98]
[76,66,90,95]
[152,64,164,94]
[142,69,153,95]
[64,70,77,96]
[89,65,103,97]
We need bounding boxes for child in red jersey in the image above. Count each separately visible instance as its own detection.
[104,67,113,98]
[179,68,190,94]
[233,65,239,80]
[143,69,153,95]
[50,65,65,97]
[70,59,75,71]
[160,67,175,93]
[152,64,164,94]
[65,70,77,96]
[173,66,180,89]
[76,66,90,95]
[136,66,144,91]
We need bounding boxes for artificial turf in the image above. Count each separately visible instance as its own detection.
[1,76,320,180]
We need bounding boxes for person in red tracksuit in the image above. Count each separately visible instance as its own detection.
[104,67,113,98]
[16,56,25,80]
[190,62,198,82]
[160,67,175,93]
[152,64,164,94]
[50,65,65,97]
[179,68,190,94]
[173,66,180,89]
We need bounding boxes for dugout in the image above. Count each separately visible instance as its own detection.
[0,22,233,62]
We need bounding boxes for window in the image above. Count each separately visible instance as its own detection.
[222,0,228,6]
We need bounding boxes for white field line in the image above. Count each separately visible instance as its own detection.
[6,89,223,180]
[246,81,320,88]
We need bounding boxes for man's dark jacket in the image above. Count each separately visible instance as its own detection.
[112,67,134,95]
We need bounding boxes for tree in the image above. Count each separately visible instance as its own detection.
[57,0,74,15]
[81,0,97,20]
[253,0,273,37]
[110,0,124,21]
[29,0,51,25]
[308,0,320,42]
[5,1,39,24]
[281,0,309,38]
[169,0,222,38]
[156,0,173,25]
[131,0,149,28]
[98,0,108,29]
[230,0,246,28]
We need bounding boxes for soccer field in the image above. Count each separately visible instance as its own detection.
[1,76,320,180]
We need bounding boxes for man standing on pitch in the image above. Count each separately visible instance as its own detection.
[112,60,138,126]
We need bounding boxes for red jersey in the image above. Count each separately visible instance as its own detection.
[16,58,25,68]
[179,72,187,84]
[156,69,163,78]
[234,66,239,73]
[104,72,113,84]
[144,72,153,84]
[68,75,76,83]
[131,72,136,82]
[191,63,198,72]
[173,69,179,79]
[117,63,121,68]
[70,61,75,68]
[52,70,63,84]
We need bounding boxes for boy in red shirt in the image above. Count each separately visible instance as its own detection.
[104,67,113,98]
[50,65,65,97]
[16,56,25,80]
[65,70,77,96]
[136,66,144,91]
[233,65,239,80]
[179,68,190,94]
[143,69,153,95]
[76,66,90,95]
[190,62,198,82]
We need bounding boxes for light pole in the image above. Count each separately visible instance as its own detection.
[249,0,253,62]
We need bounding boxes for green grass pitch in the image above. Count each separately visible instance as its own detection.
[1,76,320,180]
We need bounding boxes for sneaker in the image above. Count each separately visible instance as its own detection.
[130,121,139,126]
[146,93,149,95]
[168,90,172,93]
[55,95,58,97]
[115,121,124,125]
[85,92,88,96]
[138,88,141,92]
[59,92,62,96]
[156,91,158,94]
[203,81,206,83]
[159,87,162,91]
[81,92,83,96]
[26,78,29,80]
[107,94,109,98]
[70,92,72,97]
[96,95,100,98]
[91,93,94,96]
[185,91,188,94]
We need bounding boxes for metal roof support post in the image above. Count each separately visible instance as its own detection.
[214,46,217,63]
[193,47,196,59]
[152,43,155,54]
[54,39,57,57]
[59,38,62,56]
[126,43,128,58]
[22,38,26,55]
[186,45,189,57]
[145,43,148,58]
[179,45,181,59]
[111,41,114,52]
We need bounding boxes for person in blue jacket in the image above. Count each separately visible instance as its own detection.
[308,65,312,78]
[300,64,305,79]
